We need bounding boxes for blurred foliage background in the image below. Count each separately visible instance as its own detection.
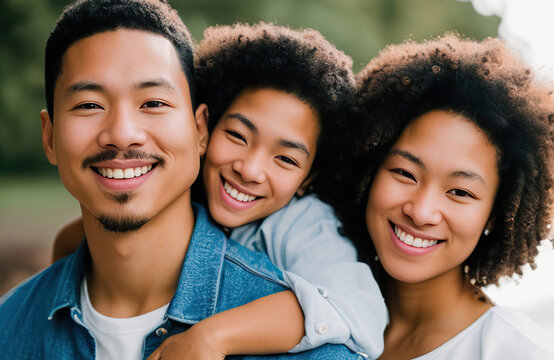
[0,0,499,175]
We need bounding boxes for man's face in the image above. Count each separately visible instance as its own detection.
[41,29,207,232]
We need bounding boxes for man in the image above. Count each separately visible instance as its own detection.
[0,1,360,358]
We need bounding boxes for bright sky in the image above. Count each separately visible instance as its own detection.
[460,0,554,336]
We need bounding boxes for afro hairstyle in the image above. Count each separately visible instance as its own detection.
[334,33,554,288]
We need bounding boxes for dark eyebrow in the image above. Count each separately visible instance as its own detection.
[226,113,310,157]
[66,81,104,95]
[226,113,258,133]
[390,149,487,184]
[133,78,176,93]
[450,170,486,184]
[388,149,425,169]
[279,140,310,158]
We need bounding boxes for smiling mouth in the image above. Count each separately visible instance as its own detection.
[222,177,259,203]
[392,222,443,248]
[93,164,155,179]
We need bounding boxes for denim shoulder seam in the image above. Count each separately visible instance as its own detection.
[224,253,288,288]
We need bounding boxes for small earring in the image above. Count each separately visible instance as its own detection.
[463,264,476,285]
[374,255,379,262]
[483,228,490,236]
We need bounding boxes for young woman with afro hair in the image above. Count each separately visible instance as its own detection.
[331,33,554,359]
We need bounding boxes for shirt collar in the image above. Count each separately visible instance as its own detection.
[49,240,90,319]
[49,203,228,323]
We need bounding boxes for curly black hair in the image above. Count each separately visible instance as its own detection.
[194,22,355,197]
[45,0,195,120]
[333,33,554,288]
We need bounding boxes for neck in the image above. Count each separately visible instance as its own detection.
[81,193,195,318]
[381,266,492,358]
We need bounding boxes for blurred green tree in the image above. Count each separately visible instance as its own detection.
[0,0,499,174]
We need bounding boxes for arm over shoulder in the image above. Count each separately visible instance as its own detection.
[231,195,387,358]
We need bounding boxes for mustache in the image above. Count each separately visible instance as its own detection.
[82,149,165,169]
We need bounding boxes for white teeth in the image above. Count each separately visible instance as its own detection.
[97,164,153,179]
[114,169,124,179]
[124,168,134,179]
[394,225,438,248]
[223,180,257,203]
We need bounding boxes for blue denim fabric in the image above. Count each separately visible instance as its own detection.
[0,204,361,359]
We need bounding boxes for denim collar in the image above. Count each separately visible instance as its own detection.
[48,203,228,323]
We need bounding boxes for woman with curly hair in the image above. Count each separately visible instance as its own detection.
[53,23,386,360]
[334,34,554,359]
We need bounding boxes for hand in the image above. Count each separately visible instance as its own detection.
[146,322,226,360]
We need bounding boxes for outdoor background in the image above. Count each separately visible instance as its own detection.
[1,0,552,335]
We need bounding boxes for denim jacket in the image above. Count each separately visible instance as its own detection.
[0,204,361,359]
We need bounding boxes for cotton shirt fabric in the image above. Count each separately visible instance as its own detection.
[80,278,169,360]
[231,195,387,359]
[413,306,554,360]
[0,204,362,360]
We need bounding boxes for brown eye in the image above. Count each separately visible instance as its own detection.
[224,129,247,144]
[75,103,102,110]
[141,100,166,108]
[391,168,416,182]
[276,155,298,167]
[447,188,475,198]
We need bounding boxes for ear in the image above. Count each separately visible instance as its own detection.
[41,109,57,165]
[296,170,318,197]
[194,103,209,157]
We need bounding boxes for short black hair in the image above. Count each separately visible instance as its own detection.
[45,0,195,119]
[194,22,355,196]
[335,33,554,287]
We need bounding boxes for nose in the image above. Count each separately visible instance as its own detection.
[402,187,442,226]
[232,150,267,184]
[98,105,147,149]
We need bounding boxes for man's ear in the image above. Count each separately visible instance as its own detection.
[296,171,318,197]
[194,103,210,157]
[41,109,57,165]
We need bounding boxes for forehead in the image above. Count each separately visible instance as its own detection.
[394,110,498,175]
[227,88,320,136]
[56,29,188,97]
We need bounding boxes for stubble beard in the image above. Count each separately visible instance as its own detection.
[97,215,149,233]
[97,192,149,233]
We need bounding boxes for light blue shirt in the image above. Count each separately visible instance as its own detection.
[0,204,362,360]
[231,195,387,359]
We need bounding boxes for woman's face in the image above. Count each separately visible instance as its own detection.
[203,88,320,228]
[366,110,499,284]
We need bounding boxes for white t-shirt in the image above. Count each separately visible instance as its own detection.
[80,278,169,360]
[414,306,554,360]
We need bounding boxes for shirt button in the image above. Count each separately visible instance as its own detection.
[316,322,328,334]
[318,288,328,299]
[155,327,168,337]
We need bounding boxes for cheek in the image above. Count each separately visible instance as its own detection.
[204,134,233,167]
[269,168,307,202]
[449,206,490,245]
